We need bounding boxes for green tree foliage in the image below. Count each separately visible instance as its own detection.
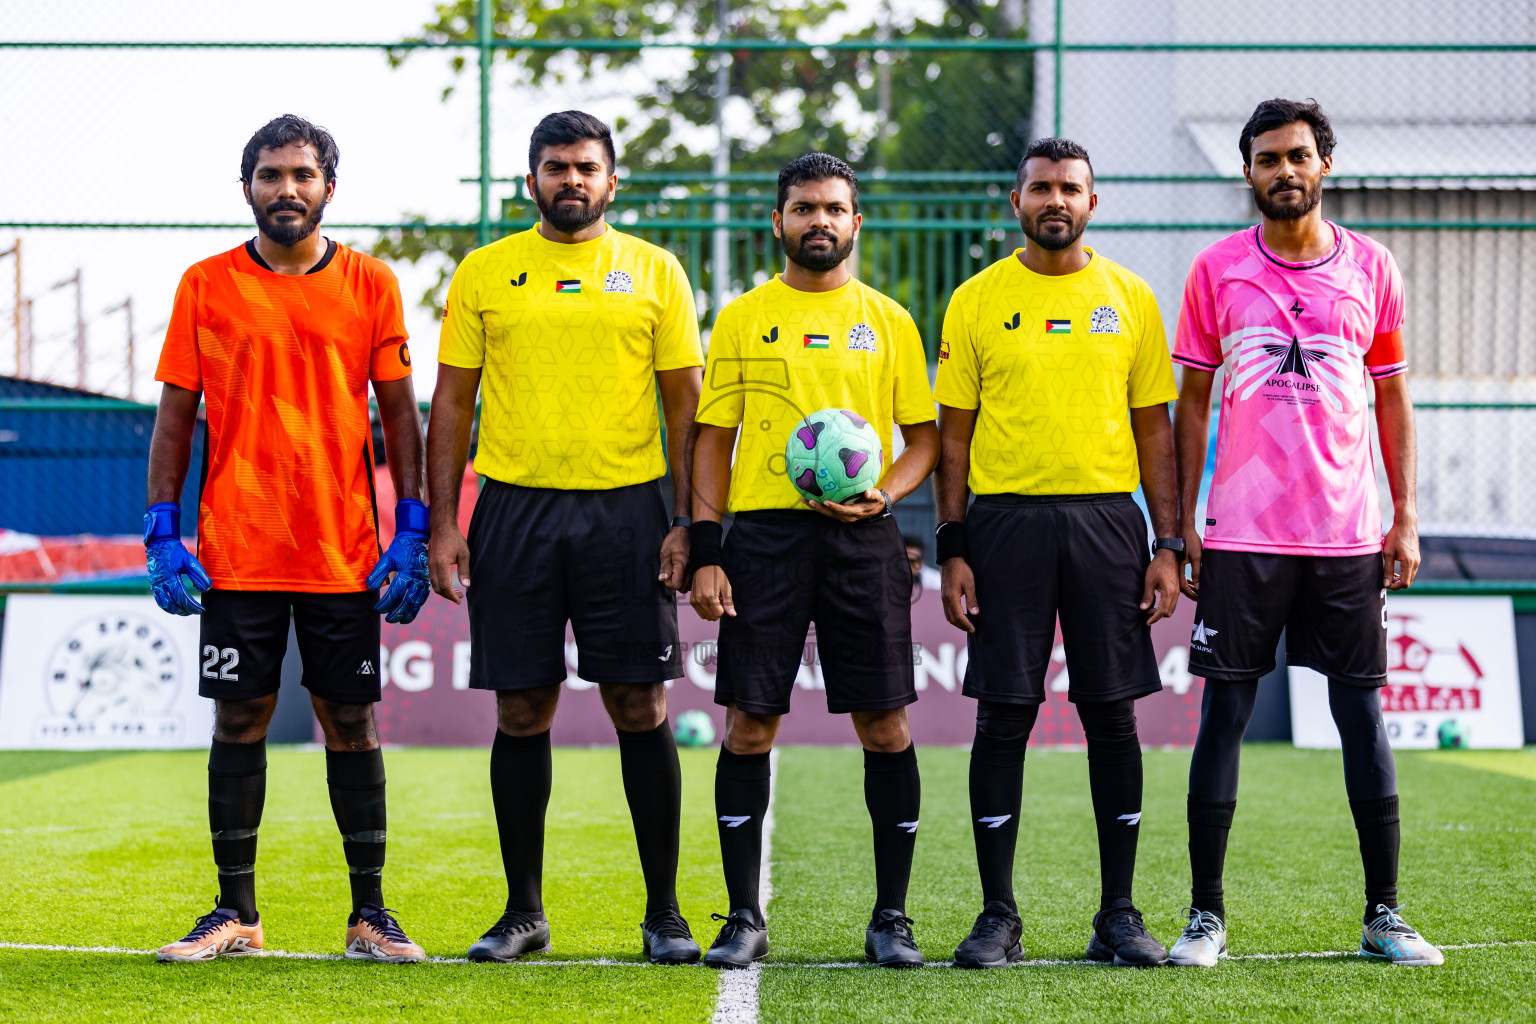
[374,1,1032,314]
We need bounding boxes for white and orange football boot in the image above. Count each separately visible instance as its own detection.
[156,905,263,962]
[345,905,426,963]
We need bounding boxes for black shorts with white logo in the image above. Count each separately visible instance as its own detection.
[714,510,917,716]
[466,478,683,689]
[1188,548,1387,686]
[962,493,1161,705]
[199,589,382,703]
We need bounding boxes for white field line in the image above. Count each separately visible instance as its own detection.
[2,938,1533,967]
[710,748,778,1024]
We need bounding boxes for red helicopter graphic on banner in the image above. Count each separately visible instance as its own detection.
[1381,614,1484,712]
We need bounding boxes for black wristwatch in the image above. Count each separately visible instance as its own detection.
[1152,537,1185,558]
[670,516,692,530]
[878,489,894,516]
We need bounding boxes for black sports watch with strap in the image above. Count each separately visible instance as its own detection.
[1152,537,1185,558]
[670,516,692,530]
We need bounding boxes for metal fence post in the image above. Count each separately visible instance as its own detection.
[478,0,493,249]
[1053,0,1064,137]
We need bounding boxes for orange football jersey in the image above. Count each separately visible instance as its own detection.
[156,240,412,592]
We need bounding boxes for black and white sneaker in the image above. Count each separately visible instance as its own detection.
[865,908,924,968]
[703,909,768,969]
[641,907,701,965]
[466,909,551,962]
[953,900,1024,968]
[1085,901,1168,967]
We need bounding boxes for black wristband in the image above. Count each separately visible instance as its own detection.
[935,521,968,563]
[689,520,724,570]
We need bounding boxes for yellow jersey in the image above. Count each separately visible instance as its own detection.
[933,248,1177,495]
[439,225,703,489]
[697,274,935,513]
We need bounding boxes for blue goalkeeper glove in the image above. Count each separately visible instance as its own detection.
[143,502,213,615]
[367,499,431,625]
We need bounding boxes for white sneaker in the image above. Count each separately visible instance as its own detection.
[1361,904,1444,966]
[1168,907,1227,967]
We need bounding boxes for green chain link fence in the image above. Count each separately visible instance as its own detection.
[2,0,1534,544]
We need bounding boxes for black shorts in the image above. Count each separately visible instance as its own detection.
[1189,548,1387,686]
[199,589,381,703]
[714,510,916,716]
[466,478,683,689]
[962,493,1161,705]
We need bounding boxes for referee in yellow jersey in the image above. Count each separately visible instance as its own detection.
[427,111,704,965]
[690,154,939,969]
[934,138,1182,969]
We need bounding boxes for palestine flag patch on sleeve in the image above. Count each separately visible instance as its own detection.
[803,334,830,349]
[555,279,582,294]
[1045,319,1071,333]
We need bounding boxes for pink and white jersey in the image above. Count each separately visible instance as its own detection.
[1173,223,1406,556]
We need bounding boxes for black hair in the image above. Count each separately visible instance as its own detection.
[528,110,616,174]
[1239,98,1335,165]
[1015,137,1093,191]
[776,153,860,214]
[902,534,925,551]
[240,114,339,185]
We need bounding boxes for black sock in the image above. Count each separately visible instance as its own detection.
[491,729,552,914]
[969,701,1036,911]
[864,744,920,915]
[1350,795,1401,919]
[1077,699,1142,910]
[1188,798,1237,921]
[326,747,387,913]
[208,738,265,924]
[617,721,683,915]
[715,747,771,916]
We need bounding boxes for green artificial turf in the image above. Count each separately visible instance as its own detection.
[760,745,1536,1023]
[0,744,1532,1023]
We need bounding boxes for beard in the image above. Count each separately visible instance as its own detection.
[255,198,325,248]
[535,184,610,234]
[1253,177,1323,221]
[1020,209,1085,252]
[781,228,854,272]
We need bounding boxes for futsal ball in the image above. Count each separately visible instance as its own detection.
[675,709,717,748]
[784,408,884,504]
[1437,719,1470,750]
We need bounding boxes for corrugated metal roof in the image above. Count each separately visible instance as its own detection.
[1185,121,1536,188]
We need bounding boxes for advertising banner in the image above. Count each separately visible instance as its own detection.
[1290,595,1524,749]
[0,594,211,749]
[369,589,1206,748]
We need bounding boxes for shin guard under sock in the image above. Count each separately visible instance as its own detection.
[617,721,683,915]
[864,744,921,914]
[1077,700,1143,910]
[715,748,771,916]
[1350,795,1401,918]
[1187,797,1237,921]
[491,729,552,913]
[968,702,1034,910]
[326,747,388,912]
[208,738,266,923]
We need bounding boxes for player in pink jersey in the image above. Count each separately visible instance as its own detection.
[1168,99,1440,967]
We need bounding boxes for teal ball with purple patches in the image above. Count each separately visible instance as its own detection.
[784,407,884,503]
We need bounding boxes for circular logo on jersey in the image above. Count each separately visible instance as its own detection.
[398,341,411,367]
[847,323,878,352]
[1089,306,1122,335]
[46,613,182,721]
[604,270,634,294]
